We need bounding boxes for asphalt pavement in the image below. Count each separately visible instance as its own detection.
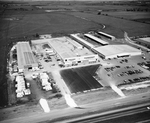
[1,91,149,123]
[70,106,150,123]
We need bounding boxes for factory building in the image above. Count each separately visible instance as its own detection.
[135,37,150,50]
[84,33,109,46]
[98,31,116,41]
[92,45,141,59]
[70,34,95,49]
[48,37,99,67]
[16,42,38,72]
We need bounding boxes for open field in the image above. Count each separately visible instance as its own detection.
[66,11,150,38]
[102,11,150,24]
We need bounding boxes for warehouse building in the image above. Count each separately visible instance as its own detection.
[135,37,150,49]
[70,33,95,49]
[84,33,109,46]
[17,42,38,72]
[48,37,99,67]
[92,45,141,59]
[98,31,116,41]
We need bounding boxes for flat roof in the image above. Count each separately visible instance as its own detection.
[70,34,95,48]
[84,33,109,45]
[98,31,115,38]
[48,37,94,59]
[31,39,50,44]
[66,37,83,49]
[93,45,141,57]
[17,42,38,69]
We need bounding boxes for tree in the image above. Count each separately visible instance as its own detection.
[35,33,39,38]
[97,12,101,15]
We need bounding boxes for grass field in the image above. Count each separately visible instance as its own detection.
[102,11,150,20]
[102,11,150,24]
[66,11,150,38]
[60,65,102,94]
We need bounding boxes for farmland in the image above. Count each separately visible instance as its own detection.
[66,11,150,38]
[101,11,150,24]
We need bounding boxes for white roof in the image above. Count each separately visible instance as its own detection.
[66,37,83,49]
[98,31,115,38]
[40,73,49,79]
[17,42,38,69]
[48,36,94,59]
[16,76,26,92]
[70,34,95,48]
[93,45,141,57]
[84,33,109,45]
[31,39,50,44]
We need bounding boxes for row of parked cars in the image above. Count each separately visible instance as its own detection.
[119,76,150,86]
[118,69,143,77]
[105,66,120,72]
[138,62,150,71]
[44,55,52,62]
[124,65,134,69]
[120,59,128,63]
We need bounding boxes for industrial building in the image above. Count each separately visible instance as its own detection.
[48,37,99,67]
[70,33,95,49]
[84,33,109,46]
[92,45,141,59]
[135,37,150,49]
[98,31,116,41]
[139,37,150,43]
[17,42,38,72]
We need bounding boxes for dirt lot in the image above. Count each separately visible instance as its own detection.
[60,65,102,93]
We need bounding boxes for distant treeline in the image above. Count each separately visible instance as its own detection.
[125,8,150,12]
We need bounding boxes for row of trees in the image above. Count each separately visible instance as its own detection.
[125,8,150,12]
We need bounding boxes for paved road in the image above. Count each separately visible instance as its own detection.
[68,104,150,123]
[124,32,150,52]
[1,91,149,123]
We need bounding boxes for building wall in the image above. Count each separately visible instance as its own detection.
[129,52,141,56]
[63,55,99,66]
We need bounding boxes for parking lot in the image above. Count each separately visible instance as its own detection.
[97,54,150,87]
